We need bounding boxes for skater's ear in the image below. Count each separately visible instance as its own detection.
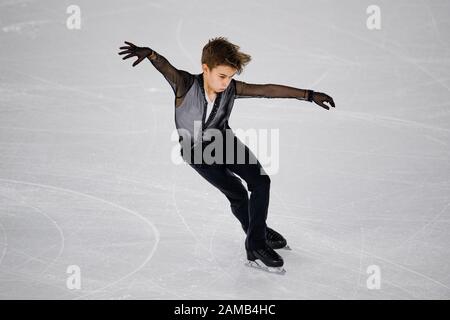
[202,63,211,74]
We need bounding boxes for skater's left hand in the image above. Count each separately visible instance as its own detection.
[312,92,336,110]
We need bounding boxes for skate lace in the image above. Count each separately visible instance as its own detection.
[266,227,280,241]
[260,246,279,260]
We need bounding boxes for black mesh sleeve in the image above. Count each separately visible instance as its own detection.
[234,79,309,100]
[148,51,194,99]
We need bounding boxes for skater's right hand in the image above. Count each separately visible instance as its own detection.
[118,41,154,67]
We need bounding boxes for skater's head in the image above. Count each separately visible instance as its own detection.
[201,36,251,93]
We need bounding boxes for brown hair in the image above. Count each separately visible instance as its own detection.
[201,36,251,75]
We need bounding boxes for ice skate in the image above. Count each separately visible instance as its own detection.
[245,245,286,274]
[266,227,291,251]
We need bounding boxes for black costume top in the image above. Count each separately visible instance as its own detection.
[148,50,309,158]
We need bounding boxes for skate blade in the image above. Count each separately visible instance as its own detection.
[274,245,291,250]
[245,260,286,275]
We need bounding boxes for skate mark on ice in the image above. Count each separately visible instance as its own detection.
[170,176,244,289]
[361,249,450,292]
[0,126,150,136]
[336,110,450,134]
[0,190,65,276]
[393,202,450,250]
[352,226,365,299]
[0,220,8,267]
[423,1,447,47]
[0,178,160,300]
[296,6,450,93]
[176,18,197,70]
[271,190,421,298]
[0,67,139,117]
[1,68,117,116]
[286,207,449,295]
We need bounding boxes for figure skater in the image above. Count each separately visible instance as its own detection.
[118,37,335,273]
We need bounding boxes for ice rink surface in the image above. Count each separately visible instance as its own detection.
[0,0,449,299]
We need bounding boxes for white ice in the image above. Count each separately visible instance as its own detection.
[0,0,449,299]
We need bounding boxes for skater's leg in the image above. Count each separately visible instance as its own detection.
[188,163,250,232]
[226,135,271,251]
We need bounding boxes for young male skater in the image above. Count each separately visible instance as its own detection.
[118,37,335,273]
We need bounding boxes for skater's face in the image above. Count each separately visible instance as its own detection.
[202,64,237,93]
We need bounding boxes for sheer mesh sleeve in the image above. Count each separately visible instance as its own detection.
[148,51,194,100]
[234,79,309,100]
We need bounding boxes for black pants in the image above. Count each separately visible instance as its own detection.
[186,134,270,251]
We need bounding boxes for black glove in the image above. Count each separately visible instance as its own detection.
[309,91,336,110]
[118,41,153,67]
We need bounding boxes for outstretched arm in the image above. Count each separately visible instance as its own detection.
[118,41,193,99]
[234,80,336,110]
